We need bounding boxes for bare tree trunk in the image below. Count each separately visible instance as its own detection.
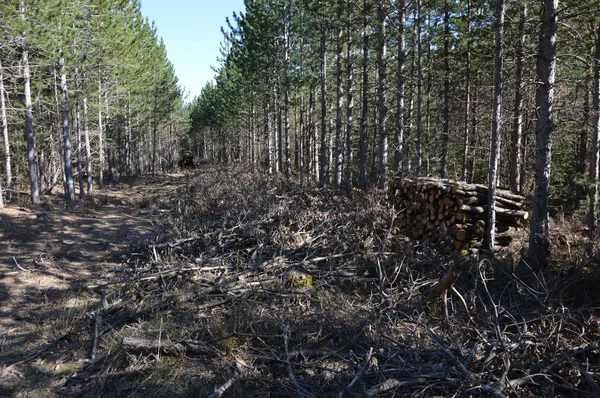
[359,1,369,192]
[0,59,11,204]
[461,0,471,182]
[319,32,328,188]
[529,0,558,268]
[440,0,450,179]
[60,57,76,202]
[300,93,305,186]
[265,93,273,175]
[589,24,600,246]
[334,1,344,191]
[308,88,316,182]
[126,92,132,177]
[283,7,291,179]
[152,93,158,177]
[468,87,478,183]
[75,70,84,199]
[510,3,527,194]
[275,77,282,173]
[376,0,389,192]
[84,97,92,194]
[394,0,406,177]
[98,79,104,186]
[415,0,423,176]
[345,5,355,197]
[22,32,39,202]
[108,140,116,182]
[486,0,505,255]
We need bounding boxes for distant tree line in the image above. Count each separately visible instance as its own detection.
[0,0,186,206]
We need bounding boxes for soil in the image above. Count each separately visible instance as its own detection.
[0,174,188,396]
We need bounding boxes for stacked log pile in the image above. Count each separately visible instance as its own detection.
[392,178,528,256]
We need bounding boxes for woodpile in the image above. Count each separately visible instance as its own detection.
[392,178,528,256]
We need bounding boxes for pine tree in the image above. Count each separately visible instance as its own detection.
[529,0,559,267]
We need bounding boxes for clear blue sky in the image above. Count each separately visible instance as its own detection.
[140,0,246,102]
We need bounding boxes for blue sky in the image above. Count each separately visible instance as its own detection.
[140,0,246,102]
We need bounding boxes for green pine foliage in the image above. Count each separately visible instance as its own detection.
[187,0,599,222]
[0,0,184,200]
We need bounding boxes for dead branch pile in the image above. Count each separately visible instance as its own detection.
[52,166,600,397]
[392,177,528,256]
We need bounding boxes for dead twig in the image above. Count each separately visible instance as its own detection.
[87,265,230,289]
[346,347,374,389]
[207,362,244,398]
[13,257,31,272]
[151,235,202,249]
[424,323,507,398]
[122,336,214,355]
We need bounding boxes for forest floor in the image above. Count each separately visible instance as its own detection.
[1,165,600,397]
[0,173,186,396]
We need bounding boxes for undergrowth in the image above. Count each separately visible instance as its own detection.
[6,165,600,397]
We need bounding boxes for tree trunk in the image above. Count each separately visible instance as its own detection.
[345,5,355,197]
[152,95,158,177]
[359,0,369,192]
[98,79,104,186]
[334,1,344,191]
[589,24,600,245]
[461,0,471,182]
[108,140,116,182]
[126,93,132,177]
[265,93,273,175]
[377,1,389,192]
[84,97,92,194]
[308,88,316,181]
[60,57,76,202]
[300,93,305,186]
[275,77,282,173]
[440,0,450,179]
[529,0,558,268]
[394,0,406,177]
[510,3,526,194]
[319,32,328,188]
[486,0,505,255]
[23,36,39,202]
[75,70,84,199]
[415,0,423,176]
[283,8,291,179]
[0,59,11,204]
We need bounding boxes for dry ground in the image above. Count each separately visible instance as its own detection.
[0,174,187,397]
[1,166,600,398]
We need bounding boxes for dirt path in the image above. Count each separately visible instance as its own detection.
[0,173,188,395]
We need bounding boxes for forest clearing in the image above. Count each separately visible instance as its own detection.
[2,0,600,396]
[1,165,599,397]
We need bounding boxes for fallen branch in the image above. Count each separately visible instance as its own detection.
[139,209,169,216]
[87,265,229,289]
[425,323,506,398]
[208,362,244,398]
[347,347,374,389]
[151,235,203,249]
[13,257,31,272]
[122,336,214,355]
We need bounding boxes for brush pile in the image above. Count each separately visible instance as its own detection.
[392,178,528,255]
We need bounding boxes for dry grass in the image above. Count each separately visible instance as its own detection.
[2,165,600,397]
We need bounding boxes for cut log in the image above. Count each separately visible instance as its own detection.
[459,204,485,214]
